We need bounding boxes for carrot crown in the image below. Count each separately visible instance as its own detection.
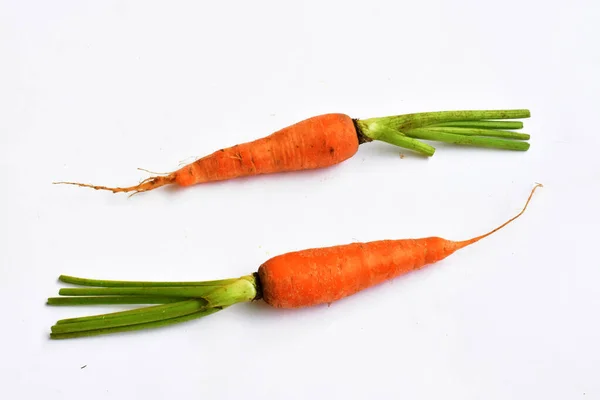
[47,274,260,339]
[355,109,531,156]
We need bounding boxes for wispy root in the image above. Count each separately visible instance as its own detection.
[53,175,176,196]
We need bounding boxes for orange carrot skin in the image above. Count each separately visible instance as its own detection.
[258,237,461,308]
[174,113,358,186]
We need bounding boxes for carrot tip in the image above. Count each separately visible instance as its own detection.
[456,182,542,249]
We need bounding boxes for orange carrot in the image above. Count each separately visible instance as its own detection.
[259,184,540,308]
[55,109,532,195]
[47,184,541,339]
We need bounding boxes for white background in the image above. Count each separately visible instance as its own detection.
[1,0,599,399]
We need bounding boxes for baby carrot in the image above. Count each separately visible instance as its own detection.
[47,184,541,339]
[54,109,531,195]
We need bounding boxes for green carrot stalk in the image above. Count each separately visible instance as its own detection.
[404,129,530,151]
[51,300,207,334]
[47,296,182,305]
[357,109,532,156]
[47,275,258,339]
[50,308,225,340]
[58,275,239,287]
[430,120,524,129]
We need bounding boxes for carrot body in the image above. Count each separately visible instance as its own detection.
[259,184,541,308]
[57,113,358,193]
[175,113,358,186]
[258,238,463,308]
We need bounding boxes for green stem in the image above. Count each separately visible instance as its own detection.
[50,307,225,340]
[390,109,531,130]
[430,121,524,130]
[51,300,207,334]
[405,129,530,151]
[47,274,259,339]
[47,296,182,306]
[421,127,530,140]
[55,299,206,325]
[201,277,262,307]
[377,126,436,156]
[356,109,531,155]
[59,275,239,287]
[58,286,221,298]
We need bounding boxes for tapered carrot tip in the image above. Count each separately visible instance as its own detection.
[53,175,176,195]
[453,182,543,251]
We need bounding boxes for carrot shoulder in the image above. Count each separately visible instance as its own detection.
[47,184,541,339]
[54,109,532,195]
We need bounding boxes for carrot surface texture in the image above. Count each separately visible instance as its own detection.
[55,109,532,195]
[47,184,541,339]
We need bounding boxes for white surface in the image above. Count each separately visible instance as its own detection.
[1,0,599,398]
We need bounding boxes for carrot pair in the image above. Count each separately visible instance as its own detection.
[47,108,540,339]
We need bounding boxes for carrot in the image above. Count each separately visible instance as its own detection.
[47,184,541,339]
[54,109,532,195]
